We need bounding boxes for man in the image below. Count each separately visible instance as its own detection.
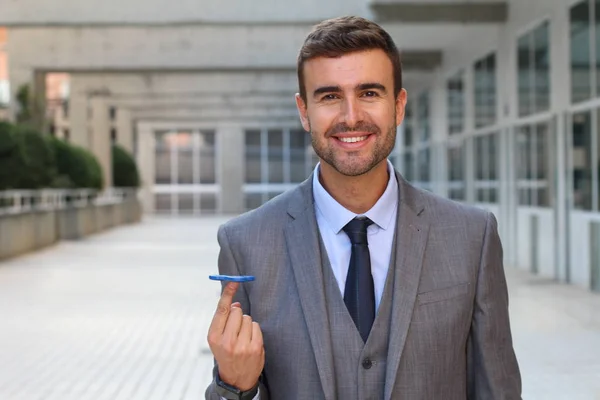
[206,16,522,400]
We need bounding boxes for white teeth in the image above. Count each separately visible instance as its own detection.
[339,136,368,143]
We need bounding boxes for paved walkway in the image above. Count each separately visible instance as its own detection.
[0,216,599,399]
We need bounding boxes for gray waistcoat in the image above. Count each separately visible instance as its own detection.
[319,238,397,400]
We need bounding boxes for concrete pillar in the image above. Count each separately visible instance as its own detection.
[136,122,155,214]
[90,97,112,188]
[430,72,447,197]
[116,108,134,154]
[552,5,572,283]
[67,92,89,148]
[217,123,244,214]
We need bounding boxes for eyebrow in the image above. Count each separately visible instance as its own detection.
[312,83,388,98]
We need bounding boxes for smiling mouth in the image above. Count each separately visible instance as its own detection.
[336,135,370,143]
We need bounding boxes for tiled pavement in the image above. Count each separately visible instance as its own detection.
[0,216,599,399]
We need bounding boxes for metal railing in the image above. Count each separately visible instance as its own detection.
[0,188,138,216]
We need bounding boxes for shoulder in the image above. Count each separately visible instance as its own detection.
[406,183,492,233]
[217,187,300,243]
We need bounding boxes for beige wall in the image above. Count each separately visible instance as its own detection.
[0,198,142,261]
[0,0,370,24]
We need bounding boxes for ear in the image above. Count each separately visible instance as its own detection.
[295,93,311,132]
[395,89,408,127]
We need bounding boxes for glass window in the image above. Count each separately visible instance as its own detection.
[517,34,532,117]
[245,193,263,210]
[417,93,429,142]
[245,130,262,183]
[200,193,217,214]
[447,72,465,135]
[417,148,430,182]
[519,21,551,116]
[244,126,313,209]
[535,123,550,206]
[473,132,499,203]
[403,101,414,146]
[474,54,497,128]
[198,130,216,184]
[596,0,600,97]
[572,111,593,210]
[571,1,592,103]
[403,152,414,181]
[267,129,284,183]
[155,131,172,184]
[174,132,193,185]
[177,193,194,213]
[290,128,311,183]
[516,125,533,205]
[534,21,551,113]
[448,143,465,201]
[154,194,172,212]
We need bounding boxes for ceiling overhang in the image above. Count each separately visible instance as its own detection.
[370,2,508,23]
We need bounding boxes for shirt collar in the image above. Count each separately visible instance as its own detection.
[312,159,399,234]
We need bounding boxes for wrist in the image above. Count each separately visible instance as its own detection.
[215,372,259,399]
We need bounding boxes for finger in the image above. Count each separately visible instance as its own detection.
[231,302,242,309]
[222,305,244,342]
[251,321,264,348]
[237,315,253,344]
[209,282,239,335]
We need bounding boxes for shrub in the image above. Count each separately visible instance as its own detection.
[48,136,104,190]
[0,122,20,190]
[0,123,57,190]
[12,125,57,189]
[112,144,140,188]
[0,122,105,191]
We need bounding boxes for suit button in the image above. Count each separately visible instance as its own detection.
[362,358,372,369]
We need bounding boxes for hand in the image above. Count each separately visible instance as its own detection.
[207,281,265,391]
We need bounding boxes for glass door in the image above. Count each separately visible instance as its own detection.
[153,129,218,215]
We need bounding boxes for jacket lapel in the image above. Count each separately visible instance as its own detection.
[384,173,430,400]
[284,176,336,400]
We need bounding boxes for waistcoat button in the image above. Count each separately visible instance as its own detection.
[362,358,373,369]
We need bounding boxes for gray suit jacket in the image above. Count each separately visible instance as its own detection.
[205,170,522,399]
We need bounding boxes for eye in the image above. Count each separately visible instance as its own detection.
[321,94,339,101]
[363,91,379,97]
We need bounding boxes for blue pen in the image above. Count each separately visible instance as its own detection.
[209,274,256,282]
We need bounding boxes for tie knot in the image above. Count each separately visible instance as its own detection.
[342,217,373,245]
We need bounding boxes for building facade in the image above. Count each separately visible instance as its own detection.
[1,0,599,292]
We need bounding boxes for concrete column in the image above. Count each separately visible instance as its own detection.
[116,108,134,153]
[90,97,112,188]
[430,71,447,196]
[67,92,89,148]
[217,123,244,214]
[552,5,572,283]
[136,123,155,214]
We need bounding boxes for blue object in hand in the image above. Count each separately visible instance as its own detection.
[209,275,256,282]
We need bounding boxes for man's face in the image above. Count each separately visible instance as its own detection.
[296,49,407,177]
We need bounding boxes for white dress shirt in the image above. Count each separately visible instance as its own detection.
[222,160,398,399]
[312,159,399,312]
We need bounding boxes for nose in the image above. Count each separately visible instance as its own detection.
[341,97,363,128]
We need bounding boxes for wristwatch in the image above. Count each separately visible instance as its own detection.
[215,373,259,400]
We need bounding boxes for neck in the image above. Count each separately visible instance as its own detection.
[318,160,389,214]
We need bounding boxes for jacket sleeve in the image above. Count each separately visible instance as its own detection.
[205,225,270,400]
[467,212,522,399]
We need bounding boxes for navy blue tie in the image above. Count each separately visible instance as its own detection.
[343,217,375,343]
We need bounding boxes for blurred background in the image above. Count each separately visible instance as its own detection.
[0,0,600,399]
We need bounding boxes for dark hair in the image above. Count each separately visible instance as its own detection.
[297,16,403,102]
